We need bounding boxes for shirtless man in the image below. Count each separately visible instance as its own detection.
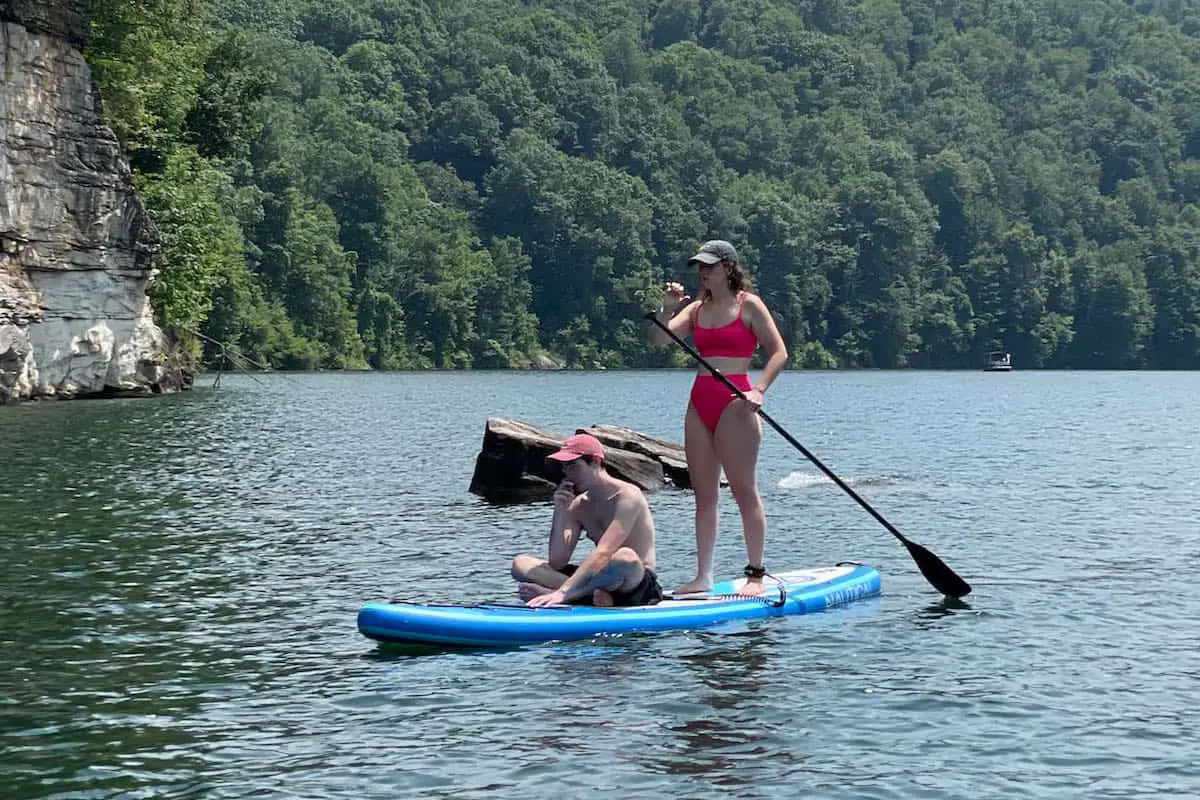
[510,433,663,608]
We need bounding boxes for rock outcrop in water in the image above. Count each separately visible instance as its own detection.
[0,0,184,402]
[469,417,698,503]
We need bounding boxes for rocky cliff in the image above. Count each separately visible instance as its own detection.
[0,0,184,402]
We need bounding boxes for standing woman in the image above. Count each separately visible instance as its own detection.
[650,240,788,596]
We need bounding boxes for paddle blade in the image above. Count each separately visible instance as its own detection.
[903,538,972,598]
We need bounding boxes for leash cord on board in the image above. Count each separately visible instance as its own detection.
[766,571,787,608]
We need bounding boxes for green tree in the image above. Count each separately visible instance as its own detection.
[139,148,245,337]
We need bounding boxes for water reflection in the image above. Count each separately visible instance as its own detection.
[910,596,973,630]
[5,371,1200,798]
[0,392,268,799]
[644,626,801,784]
[680,628,776,702]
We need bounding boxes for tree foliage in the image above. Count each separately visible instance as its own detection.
[83,0,1200,369]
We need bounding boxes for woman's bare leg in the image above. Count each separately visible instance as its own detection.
[676,405,722,594]
[715,400,765,596]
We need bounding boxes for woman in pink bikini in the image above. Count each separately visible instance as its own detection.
[650,240,788,597]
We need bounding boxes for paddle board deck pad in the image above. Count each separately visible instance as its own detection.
[357,563,881,647]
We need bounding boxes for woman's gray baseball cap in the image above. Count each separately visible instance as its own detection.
[688,240,739,265]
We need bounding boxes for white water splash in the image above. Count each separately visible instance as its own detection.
[776,471,894,489]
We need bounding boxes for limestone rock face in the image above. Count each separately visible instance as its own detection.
[1,2,184,402]
[0,0,89,45]
[0,268,40,399]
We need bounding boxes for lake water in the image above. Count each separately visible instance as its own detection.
[2,370,1199,798]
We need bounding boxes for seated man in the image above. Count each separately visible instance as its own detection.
[511,433,663,608]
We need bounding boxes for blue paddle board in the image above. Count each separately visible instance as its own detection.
[357,563,881,647]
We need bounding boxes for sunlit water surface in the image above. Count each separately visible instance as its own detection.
[2,370,1199,798]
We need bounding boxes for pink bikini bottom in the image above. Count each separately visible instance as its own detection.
[689,374,751,433]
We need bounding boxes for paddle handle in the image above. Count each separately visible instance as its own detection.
[645,312,911,547]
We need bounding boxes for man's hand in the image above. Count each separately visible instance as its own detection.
[526,589,567,608]
[553,480,575,507]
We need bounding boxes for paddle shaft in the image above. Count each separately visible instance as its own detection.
[647,313,915,547]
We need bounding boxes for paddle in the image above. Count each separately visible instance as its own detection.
[646,312,972,598]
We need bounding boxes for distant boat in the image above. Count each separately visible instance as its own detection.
[984,351,1013,371]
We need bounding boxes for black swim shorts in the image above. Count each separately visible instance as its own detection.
[557,565,663,607]
[609,569,663,607]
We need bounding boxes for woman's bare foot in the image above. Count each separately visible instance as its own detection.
[592,588,614,607]
[672,578,713,595]
[517,582,553,602]
[736,578,766,597]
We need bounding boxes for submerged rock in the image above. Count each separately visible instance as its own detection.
[468,418,697,503]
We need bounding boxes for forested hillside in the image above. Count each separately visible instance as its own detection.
[85,0,1200,369]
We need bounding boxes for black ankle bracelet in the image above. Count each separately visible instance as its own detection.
[743,564,766,579]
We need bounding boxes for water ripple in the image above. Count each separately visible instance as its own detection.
[3,372,1200,798]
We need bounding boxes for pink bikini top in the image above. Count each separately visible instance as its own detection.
[692,292,758,358]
